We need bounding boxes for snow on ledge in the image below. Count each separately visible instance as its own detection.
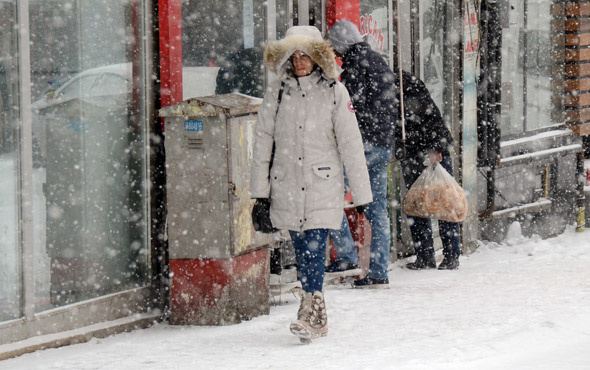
[500,144,582,166]
[492,199,552,219]
[500,128,572,148]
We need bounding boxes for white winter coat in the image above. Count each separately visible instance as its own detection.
[250,27,372,231]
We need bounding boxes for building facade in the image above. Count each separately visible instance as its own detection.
[0,0,587,356]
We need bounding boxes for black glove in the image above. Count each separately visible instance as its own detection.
[255,198,271,207]
[355,205,365,215]
[251,198,277,234]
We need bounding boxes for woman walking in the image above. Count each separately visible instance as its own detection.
[250,26,372,342]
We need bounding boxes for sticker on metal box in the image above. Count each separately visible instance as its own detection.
[184,120,203,131]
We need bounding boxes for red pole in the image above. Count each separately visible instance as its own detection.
[326,0,360,28]
[158,0,183,111]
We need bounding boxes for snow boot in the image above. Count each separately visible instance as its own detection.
[438,255,460,270]
[405,254,436,270]
[325,261,360,273]
[289,291,312,340]
[289,291,328,343]
[352,276,390,289]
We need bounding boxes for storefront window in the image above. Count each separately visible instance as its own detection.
[419,0,446,108]
[360,0,390,62]
[276,0,292,40]
[28,0,150,310]
[501,0,553,137]
[182,0,266,98]
[0,1,20,322]
[522,0,552,132]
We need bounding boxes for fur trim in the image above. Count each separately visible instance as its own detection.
[264,35,340,80]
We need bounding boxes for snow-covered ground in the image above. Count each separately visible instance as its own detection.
[1,222,589,370]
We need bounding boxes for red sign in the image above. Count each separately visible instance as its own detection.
[360,13,385,53]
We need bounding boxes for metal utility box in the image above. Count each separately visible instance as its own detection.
[160,93,271,325]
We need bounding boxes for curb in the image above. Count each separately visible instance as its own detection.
[0,313,161,361]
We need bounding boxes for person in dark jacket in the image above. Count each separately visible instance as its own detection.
[327,20,398,288]
[215,46,264,98]
[397,71,461,270]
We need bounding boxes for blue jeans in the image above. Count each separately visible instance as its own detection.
[402,154,461,259]
[328,213,359,265]
[364,144,393,279]
[289,229,329,293]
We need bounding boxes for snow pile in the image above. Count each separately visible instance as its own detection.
[1,223,590,370]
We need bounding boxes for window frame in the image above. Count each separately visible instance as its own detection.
[0,0,161,346]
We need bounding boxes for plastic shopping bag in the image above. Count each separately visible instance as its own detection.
[403,163,468,222]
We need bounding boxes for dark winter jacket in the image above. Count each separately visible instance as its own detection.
[215,46,264,98]
[340,42,398,148]
[396,71,453,161]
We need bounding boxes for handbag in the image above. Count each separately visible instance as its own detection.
[251,82,285,234]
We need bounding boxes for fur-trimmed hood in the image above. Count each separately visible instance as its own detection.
[263,26,341,80]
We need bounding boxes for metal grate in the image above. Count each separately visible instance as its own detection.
[185,135,203,149]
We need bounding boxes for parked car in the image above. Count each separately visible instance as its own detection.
[31,63,132,167]
[33,63,132,110]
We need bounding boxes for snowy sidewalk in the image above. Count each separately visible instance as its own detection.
[2,223,590,370]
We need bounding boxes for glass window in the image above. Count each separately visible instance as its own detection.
[58,71,129,100]
[360,0,391,63]
[523,0,552,132]
[501,0,553,137]
[182,0,266,98]
[29,0,149,310]
[58,75,99,100]
[419,0,446,108]
[276,0,292,40]
[91,73,129,96]
[0,0,20,321]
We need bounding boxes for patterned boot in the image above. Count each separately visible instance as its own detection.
[290,291,328,343]
[290,291,312,339]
